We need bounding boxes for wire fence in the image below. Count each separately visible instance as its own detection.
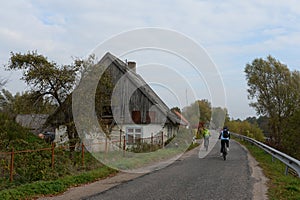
[0,132,166,182]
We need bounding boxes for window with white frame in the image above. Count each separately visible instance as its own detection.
[126,127,143,144]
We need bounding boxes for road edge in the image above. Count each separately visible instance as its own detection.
[238,142,269,200]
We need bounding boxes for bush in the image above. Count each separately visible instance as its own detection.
[226,120,265,141]
[129,142,161,153]
[0,113,109,190]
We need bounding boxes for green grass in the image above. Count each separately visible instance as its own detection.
[93,144,190,171]
[0,165,118,200]
[238,140,300,200]
[0,142,199,200]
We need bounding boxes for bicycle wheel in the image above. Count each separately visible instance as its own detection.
[204,139,209,151]
[222,147,227,160]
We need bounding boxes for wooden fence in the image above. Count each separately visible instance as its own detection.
[0,133,165,182]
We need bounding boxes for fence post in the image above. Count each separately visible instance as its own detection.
[151,133,153,151]
[81,143,85,167]
[105,136,108,154]
[51,142,55,169]
[285,165,289,176]
[119,129,122,149]
[161,132,164,148]
[10,148,14,182]
[123,135,126,157]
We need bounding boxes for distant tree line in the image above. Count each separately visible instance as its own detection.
[226,118,265,141]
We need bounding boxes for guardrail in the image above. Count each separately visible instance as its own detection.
[231,132,300,177]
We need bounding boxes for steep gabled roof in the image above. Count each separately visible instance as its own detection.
[101,52,181,125]
[47,52,183,126]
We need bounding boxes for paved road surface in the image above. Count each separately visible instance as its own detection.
[84,139,255,200]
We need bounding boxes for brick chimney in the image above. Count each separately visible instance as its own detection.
[127,61,136,73]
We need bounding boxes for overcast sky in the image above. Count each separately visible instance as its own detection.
[1,0,300,119]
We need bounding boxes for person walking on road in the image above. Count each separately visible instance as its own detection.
[203,127,211,151]
[219,126,230,156]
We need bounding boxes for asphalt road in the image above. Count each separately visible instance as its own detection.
[84,140,254,200]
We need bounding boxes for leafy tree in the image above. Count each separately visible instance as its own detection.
[247,115,270,137]
[0,89,55,117]
[182,99,211,129]
[0,89,14,115]
[0,77,7,89]
[226,119,264,141]
[198,99,211,124]
[283,109,300,159]
[5,51,81,146]
[245,116,257,125]
[245,55,300,147]
[211,107,227,129]
[6,51,79,107]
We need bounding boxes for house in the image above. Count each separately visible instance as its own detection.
[47,52,188,151]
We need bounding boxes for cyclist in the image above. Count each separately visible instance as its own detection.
[202,127,210,151]
[219,126,230,156]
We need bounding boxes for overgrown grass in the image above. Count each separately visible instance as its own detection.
[93,127,196,171]
[0,141,199,199]
[238,139,300,200]
[0,165,117,200]
[0,119,196,199]
[94,145,188,171]
[187,142,200,151]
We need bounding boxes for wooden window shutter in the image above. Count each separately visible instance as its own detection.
[132,111,141,124]
[146,111,156,123]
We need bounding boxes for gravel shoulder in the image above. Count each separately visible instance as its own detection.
[240,143,269,200]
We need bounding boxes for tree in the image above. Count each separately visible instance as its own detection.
[283,109,300,159]
[6,51,79,107]
[245,55,300,147]
[5,51,82,148]
[0,89,55,117]
[0,77,7,89]
[182,99,211,129]
[248,115,270,137]
[0,89,14,115]
[211,107,227,129]
[225,119,264,141]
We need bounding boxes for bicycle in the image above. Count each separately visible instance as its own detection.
[204,136,209,151]
[221,145,227,160]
